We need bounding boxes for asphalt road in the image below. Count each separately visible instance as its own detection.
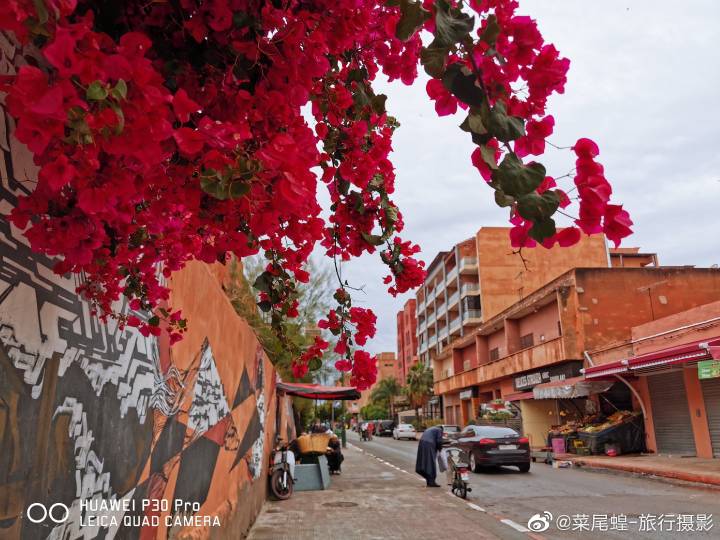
[348,431,719,540]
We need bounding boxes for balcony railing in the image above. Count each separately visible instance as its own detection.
[450,316,461,332]
[446,267,458,282]
[437,302,447,317]
[460,283,480,297]
[416,299,426,313]
[447,290,460,307]
[462,309,482,321]
[429,334,438,347]
[417,319,427,333]
[440,327,449,340]
[459,257,478,273]
[426,288,435,302]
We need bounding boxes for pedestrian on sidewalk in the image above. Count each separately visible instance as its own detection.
[416,426,443,487]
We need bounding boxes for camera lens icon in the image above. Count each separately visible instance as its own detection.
[26,503,70,524]
[527,511,553,532]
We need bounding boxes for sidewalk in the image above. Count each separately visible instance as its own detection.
[565,454,720,487]
[248,444,531,540]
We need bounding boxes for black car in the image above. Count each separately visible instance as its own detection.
[376,420,396,437]
[453,425,531,473]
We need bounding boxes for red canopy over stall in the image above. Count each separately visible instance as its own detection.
[276,382,360,400]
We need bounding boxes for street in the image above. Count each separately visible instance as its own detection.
[349,431,719,539]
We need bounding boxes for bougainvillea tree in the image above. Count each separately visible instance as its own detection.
[1,0,632,389]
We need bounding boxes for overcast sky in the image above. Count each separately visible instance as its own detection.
[322,0,720,357]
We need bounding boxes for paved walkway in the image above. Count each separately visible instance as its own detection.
[567,454,720,486]
[248,443,532,540]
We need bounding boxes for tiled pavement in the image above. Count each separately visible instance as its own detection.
[247,444,535,540]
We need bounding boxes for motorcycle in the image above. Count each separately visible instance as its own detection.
[269,438,295,500]
[444,447,472,499]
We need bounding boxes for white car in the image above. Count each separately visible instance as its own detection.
[392,423,417,440]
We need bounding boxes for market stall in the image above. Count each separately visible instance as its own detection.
[548,410,645,456]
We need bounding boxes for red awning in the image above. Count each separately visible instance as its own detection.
[276,382,361,400]
[505,391,534,401]
[584,337,720,379]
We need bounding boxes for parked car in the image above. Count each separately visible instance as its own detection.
[392,423,417,440]
[454,425,531,473]
[438,424,461,443]
[377,420,396,437]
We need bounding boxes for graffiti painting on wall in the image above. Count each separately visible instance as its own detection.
[0,32,270,540]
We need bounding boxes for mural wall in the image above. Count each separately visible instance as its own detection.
[0,32,293,540]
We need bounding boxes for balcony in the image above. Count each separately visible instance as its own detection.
[434,337,566,396]
[460,282,480,298]
[416,298,426,313]
[447,290,460,307]
[429,334,438,347]
[426,288,435,302]
[439,327,449,340]
[450,316,461,334]
[459,257,478,274]
[446,267,458,283]
[437,302,447,317]
[419,340,428,353]
[417,319,427,334]
[427,311,436,324]
[462,309,482,325]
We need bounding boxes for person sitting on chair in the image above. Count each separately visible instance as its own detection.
[326,435,344,474]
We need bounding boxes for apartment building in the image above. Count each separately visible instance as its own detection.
[415,228,608,368]
[396,299,418,383]
[433,267,720,446]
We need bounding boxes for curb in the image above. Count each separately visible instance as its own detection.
[570,459,720,488]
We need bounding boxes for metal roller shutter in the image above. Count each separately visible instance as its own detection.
[647,371,696,456]
[700,377,720,457]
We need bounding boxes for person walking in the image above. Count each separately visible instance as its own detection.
[415,426,443,487]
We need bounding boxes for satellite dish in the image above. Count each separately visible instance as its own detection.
[712,264,719,269]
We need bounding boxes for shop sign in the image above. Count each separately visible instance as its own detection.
[514,361,583,391]
[698,359,720,380]
[428,396,439,405]
[459,389,473,400]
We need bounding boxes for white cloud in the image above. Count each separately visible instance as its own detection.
[323,0,720,355]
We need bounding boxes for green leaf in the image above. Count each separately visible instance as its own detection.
[479,14,500,46]
[420,40,450,78]
[200,177,228,200]
[516,191,561,221]
[308,357,323,371]
[32,0,49,24]
[257,300,272,313]
[147,315,160,326]
[494,189,515,208]
[229,181,250,198]
[86,81,108,101]
[253,272,273,294]
[371,94,387,115]
[361,232,384,246]
[111,79,128,100]
[494,152,546,198]
[460,109,487,135]
[442,63,484,108]
[109,102,125,135]
[479,143,498,169]
[434,0,475,47]
[396,0,430,41]
[528,218,557,242]
[483,101,525,143]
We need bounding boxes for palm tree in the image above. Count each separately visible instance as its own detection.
[405,363,434,424]
[370,377,402,419]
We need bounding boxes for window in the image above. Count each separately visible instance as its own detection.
[489,347,500,361]
[520,333,534,349]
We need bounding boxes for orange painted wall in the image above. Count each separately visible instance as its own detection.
[577,269,720,354]
[476,228,608,320]
[163,261,294,539]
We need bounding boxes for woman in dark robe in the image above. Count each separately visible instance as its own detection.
[415,426,443,487]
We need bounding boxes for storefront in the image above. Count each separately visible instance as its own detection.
[585,337,720,458]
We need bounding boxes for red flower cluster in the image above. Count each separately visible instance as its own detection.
[0,0,630,384]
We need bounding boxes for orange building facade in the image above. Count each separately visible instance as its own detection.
[585,300,720,458]
[355,352,399,412]
[433,266,720,450]
[396,298,418,383]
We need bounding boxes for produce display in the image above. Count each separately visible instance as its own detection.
[577,410,636,433]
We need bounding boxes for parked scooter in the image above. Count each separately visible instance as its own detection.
[445,447,472,499]
[269,438,295,500]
